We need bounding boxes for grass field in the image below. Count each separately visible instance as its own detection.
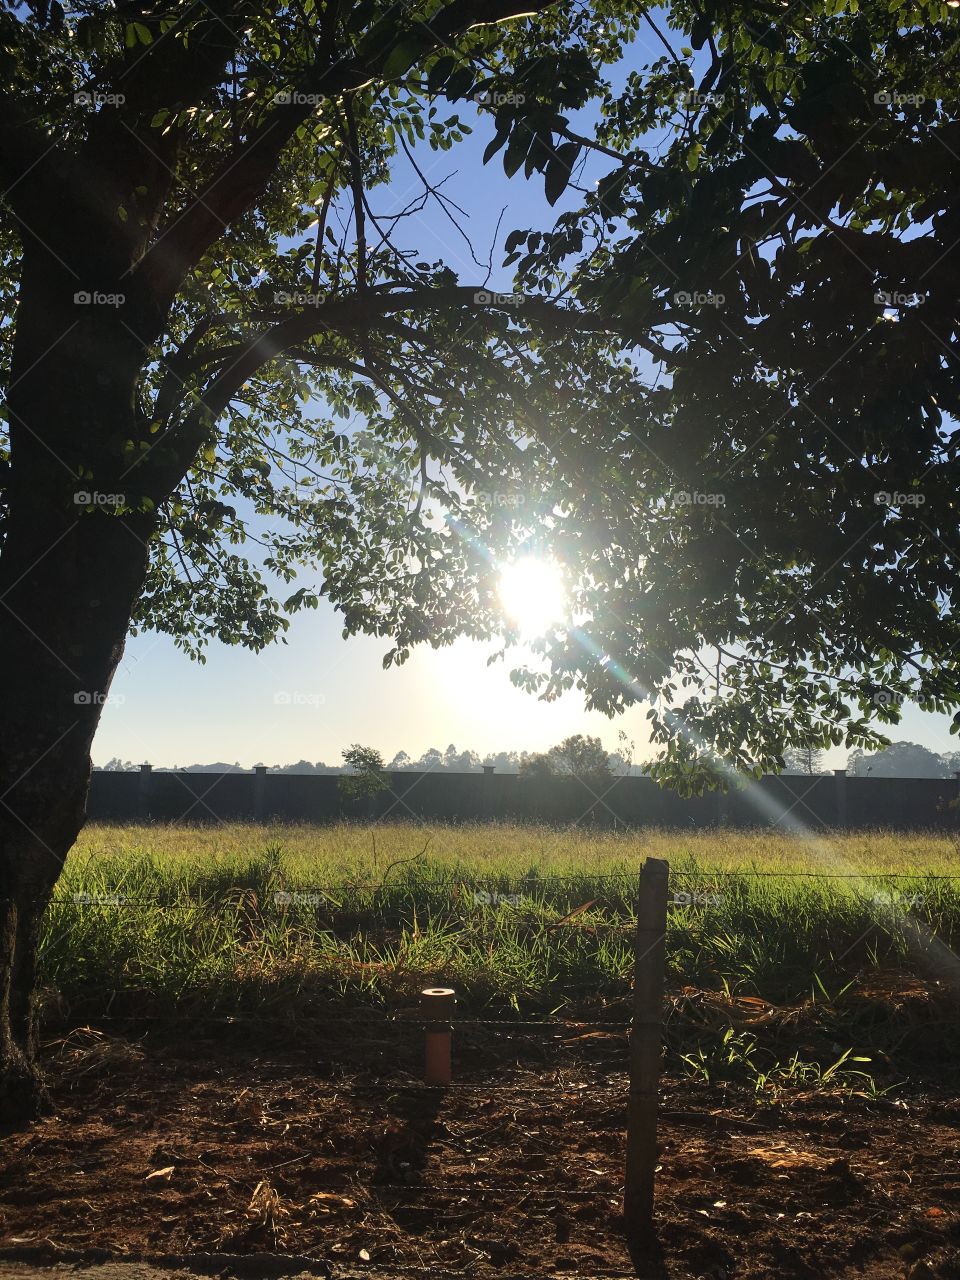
[18,823,960,1273]
[64,818,960,876]
[41,822,960,1025]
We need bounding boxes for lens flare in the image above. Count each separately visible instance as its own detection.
[498,558,567,637]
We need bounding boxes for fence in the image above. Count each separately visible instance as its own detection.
[87,766,960,829]
[48,859,673,1252]
[44,855,960,1263]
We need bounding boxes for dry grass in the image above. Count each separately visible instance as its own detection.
[69,819,960,878]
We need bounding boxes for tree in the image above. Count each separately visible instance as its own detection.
[0,0,635,1120]
[482,750,523,773]
[848,742,951,778]
[518,750,554,780]
[444,745,482,771]
[519,734,614,788]
[781,747,827,776]
[3,0,960,1120]
[337,744,388,803]
[549,733,614,787]
[504,0,960,790]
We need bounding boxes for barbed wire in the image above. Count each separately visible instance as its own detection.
[40,866,960,904]
[278,1179,619,1198]
[45,901,641,914]
[62,1013,633,1029]
[341,1082,625,1095]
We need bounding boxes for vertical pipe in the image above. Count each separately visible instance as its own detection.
[421,987,456,1085]
[624,856,670,1245]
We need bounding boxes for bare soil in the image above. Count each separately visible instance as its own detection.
[0,1018,957,1280]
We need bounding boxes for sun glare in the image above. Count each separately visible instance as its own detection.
[498,557,567,637]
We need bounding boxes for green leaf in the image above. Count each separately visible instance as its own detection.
[502,129,531,178]
[483,116,512,164]
[382,30,433,80]
[544,141,580,205]
[427,55,457,94]
[445,66,476,101]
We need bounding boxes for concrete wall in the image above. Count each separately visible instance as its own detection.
[86,768,960,830]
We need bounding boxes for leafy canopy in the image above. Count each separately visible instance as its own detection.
[2,0,959,788]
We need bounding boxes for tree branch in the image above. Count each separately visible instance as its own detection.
[134,284,622,498]
[134,0,557,309]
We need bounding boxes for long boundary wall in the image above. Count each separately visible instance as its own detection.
[86,768,960,829]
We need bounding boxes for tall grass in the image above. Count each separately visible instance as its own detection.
[39,823,960,1024]
[68,819,960,878]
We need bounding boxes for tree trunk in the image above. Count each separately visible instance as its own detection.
[0,503,156,1121]
[0,892,52,1120]
[0,497,155,1122]
[0,251,163,1120]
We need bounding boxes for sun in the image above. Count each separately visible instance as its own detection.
[498,557,567,637]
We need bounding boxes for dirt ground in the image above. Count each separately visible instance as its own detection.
[0,1020,958,1280]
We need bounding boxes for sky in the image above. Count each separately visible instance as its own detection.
[92,23,960,770]
[97,28,649,769]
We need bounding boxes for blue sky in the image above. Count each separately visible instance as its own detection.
[93,29,960,769]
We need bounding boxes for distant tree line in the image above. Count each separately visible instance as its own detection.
[100,738,960,781]
[98,734,644,779]
[781,742,960,779]
[846,743,960,779]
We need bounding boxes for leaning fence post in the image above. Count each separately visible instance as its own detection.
[624,856,670,1245]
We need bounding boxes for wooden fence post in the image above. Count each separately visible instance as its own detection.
[624,856,670,1245]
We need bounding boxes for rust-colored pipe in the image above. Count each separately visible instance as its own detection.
[421,987,456,1085]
